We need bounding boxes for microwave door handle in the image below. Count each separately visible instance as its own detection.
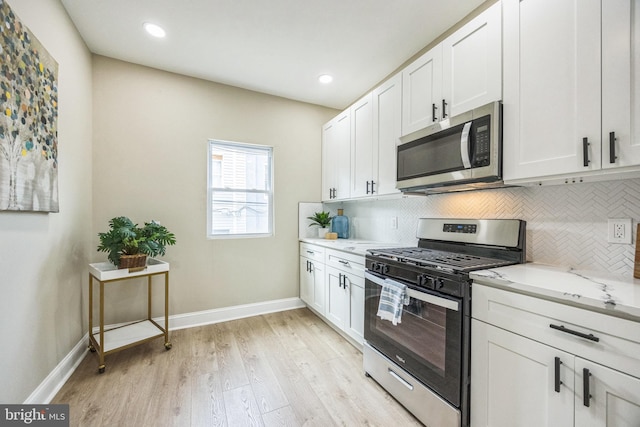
[460,121,472,169]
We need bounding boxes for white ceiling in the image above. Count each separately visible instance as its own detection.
[60,0,485,110]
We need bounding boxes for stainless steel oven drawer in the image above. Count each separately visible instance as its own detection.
[363,342,460,427]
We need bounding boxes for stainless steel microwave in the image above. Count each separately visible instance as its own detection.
[396,101,503,193]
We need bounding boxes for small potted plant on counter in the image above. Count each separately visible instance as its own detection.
[97,216,177,269]
[307,211,333,238]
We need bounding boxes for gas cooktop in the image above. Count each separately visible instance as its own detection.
[367,247,516,272]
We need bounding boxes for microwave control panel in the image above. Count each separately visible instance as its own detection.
[472,116,491,167]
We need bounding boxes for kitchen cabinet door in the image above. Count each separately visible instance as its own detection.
[373,74,402,196]
[401,44,442,136]
[322,110,350,201]
[299,257,325,315]
[574,358,640,427]
[326,266,347,329]
[601,0,640,169]
[503,0,601,182]
[310,261,325,315]
[351,93,375,198]
[442,1,501,118]
[471,319,574,427]
[299,257,313,305]
[345,273,365,344]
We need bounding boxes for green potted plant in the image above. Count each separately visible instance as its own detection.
[307,211,333,238]
[97,216,177,269]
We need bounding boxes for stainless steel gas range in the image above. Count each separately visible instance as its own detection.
[363,218,526,427]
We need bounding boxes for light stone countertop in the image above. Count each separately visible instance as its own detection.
[470,262,640,321]
[299,238,405,257]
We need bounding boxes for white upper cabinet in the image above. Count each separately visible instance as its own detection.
[402,45,443,135]
[503,0,601,181]
[322,110,350,201]
[324,75,402,201]
[503,0,640,184]
[442,1,502,118]
[601,0,640,169]
[402,1,502,136]
[351,93,374,198]
[373,74,402,196]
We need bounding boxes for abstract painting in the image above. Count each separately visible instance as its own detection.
[0,0,59,212]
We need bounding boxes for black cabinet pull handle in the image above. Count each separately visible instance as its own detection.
[371,181,376,194]
[550,324,600,342]
[554,357,563,393]
[609,131,617,164]
[366,181,370,194]
[306,260,310,272]
[583,368,592,407]
[442,99,448,119]
[583,137,590,167]
[432,103,437,122]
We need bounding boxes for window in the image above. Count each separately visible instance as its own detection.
[207,140,274,238]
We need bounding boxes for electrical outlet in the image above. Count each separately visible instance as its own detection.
[390,216,398,230]
[608,218,632,244]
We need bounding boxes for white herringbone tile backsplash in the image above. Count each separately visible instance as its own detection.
[331,178,640,276]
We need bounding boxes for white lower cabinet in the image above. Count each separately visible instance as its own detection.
[471,284,640,427]
[299,243,325,315]
[574,358,640,427]
[472,319,575,427]
[299,243,366,347]
[326,265,365,344]
[325,249,366,345]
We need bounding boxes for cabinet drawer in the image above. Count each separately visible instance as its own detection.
[300,243,325,262]
[326,249,365,277]
[472,283,640,379]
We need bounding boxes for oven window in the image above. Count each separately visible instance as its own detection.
[374,297,447,373]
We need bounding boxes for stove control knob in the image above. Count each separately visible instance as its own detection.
[371,262,388,274]
[435,278,445,289]
[418,274,435,289]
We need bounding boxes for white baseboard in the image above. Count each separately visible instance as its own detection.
[32,297,305,403]
[24,333,89,404]
[166,297,305,330]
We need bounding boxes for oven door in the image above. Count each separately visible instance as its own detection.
[364,271,462,406]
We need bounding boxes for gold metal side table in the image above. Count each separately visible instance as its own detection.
[88,258,171,373]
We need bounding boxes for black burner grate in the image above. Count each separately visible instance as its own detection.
[368,247,513,271]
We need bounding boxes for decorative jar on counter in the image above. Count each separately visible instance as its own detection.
[331,209,349,238]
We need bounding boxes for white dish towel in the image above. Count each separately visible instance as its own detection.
[376,279,410,326]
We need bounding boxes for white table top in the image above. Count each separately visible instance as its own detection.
[470,263,640,321]
[89,258,169,281]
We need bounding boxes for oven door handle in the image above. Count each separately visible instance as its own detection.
[365,272,460,312]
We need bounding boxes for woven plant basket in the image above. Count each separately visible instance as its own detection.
[119,254,147,270]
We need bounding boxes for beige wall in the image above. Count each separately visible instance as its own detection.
[92,56,337,321]
[0,0,93,403]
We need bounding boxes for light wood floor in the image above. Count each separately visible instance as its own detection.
[52,308,422,426]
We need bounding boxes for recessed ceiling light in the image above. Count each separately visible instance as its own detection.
[143,22,166,38]
[318,74,333,84]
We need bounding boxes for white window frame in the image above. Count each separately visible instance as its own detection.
[207,139,274,239]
